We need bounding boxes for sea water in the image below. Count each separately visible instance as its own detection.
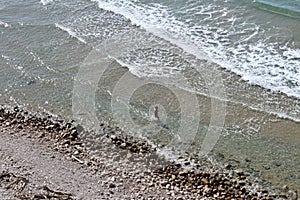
[0,0,299,191]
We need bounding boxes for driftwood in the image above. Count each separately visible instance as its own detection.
[18,186,75,200]
[0,172,15,179]
[5,176,28,189]
[1,172,75,199]
[71,155,84,164]
[42,185,73,196]
[0,172,29,192]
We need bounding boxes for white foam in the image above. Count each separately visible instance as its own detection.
[283,48,300,60]
[40,0,54,6]
[55,23,87,44]
[0,20,10,28]
[93,0,300,122]
[93,0,300,99]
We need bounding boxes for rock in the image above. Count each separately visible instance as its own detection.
[126,153,132,160]
[178,169,189,176]
[224,181,231,186]
[108,183,116,188]
[238,180,246,186]
[279,193,288,199]
[282,185,289,191]
[273,161,282,167]
[76,124,84,133]
[161,181,169,186]
[235,169,244,176]
[110,135,117,141]
[201,178,209,185]
[264,165,271,170]
[184,161,190,166]
[149,182,155,187]
[291,190,298,200]
[261,189,269,194]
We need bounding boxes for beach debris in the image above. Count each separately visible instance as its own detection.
[0,171,75,199]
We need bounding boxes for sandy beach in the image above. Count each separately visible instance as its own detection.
[0,105,298,200]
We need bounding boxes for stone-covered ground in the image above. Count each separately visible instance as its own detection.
[0,105,297,200]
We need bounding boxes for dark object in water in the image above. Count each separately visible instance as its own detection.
[160,121,170,130]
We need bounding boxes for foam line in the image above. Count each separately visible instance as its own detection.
[55,23,87,44]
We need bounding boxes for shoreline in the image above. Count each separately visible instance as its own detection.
[0,104,298,199]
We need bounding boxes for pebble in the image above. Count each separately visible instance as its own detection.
[108,183,116,188]
[120,143,127,149]
[235,169,244,176]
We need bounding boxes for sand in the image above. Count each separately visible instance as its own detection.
[0,105,297,200]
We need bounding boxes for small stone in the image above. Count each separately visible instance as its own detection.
[264,165,271,170]
[238,181,246,187]
[178,169,189,176]
[120,143,126,149]
[224,181,231,186]
[282,185,289,191]
[201,178,209,185]
[261,189,269,194]
[149,182,154,187]
[235,169,244,176]
[224,163,232,169]
[109,183,116,188]
[110,135,117,140]
[161,181,168,186]
[273,161,282,167]
[184,161,190,165]
[76,124,84,133]
[126,153,132,159]
[291,190,298,200]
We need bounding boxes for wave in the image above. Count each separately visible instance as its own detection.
[55,23,87,44]
[114,55,300,123]
[92,0,300,99]
[90,0,300,123]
